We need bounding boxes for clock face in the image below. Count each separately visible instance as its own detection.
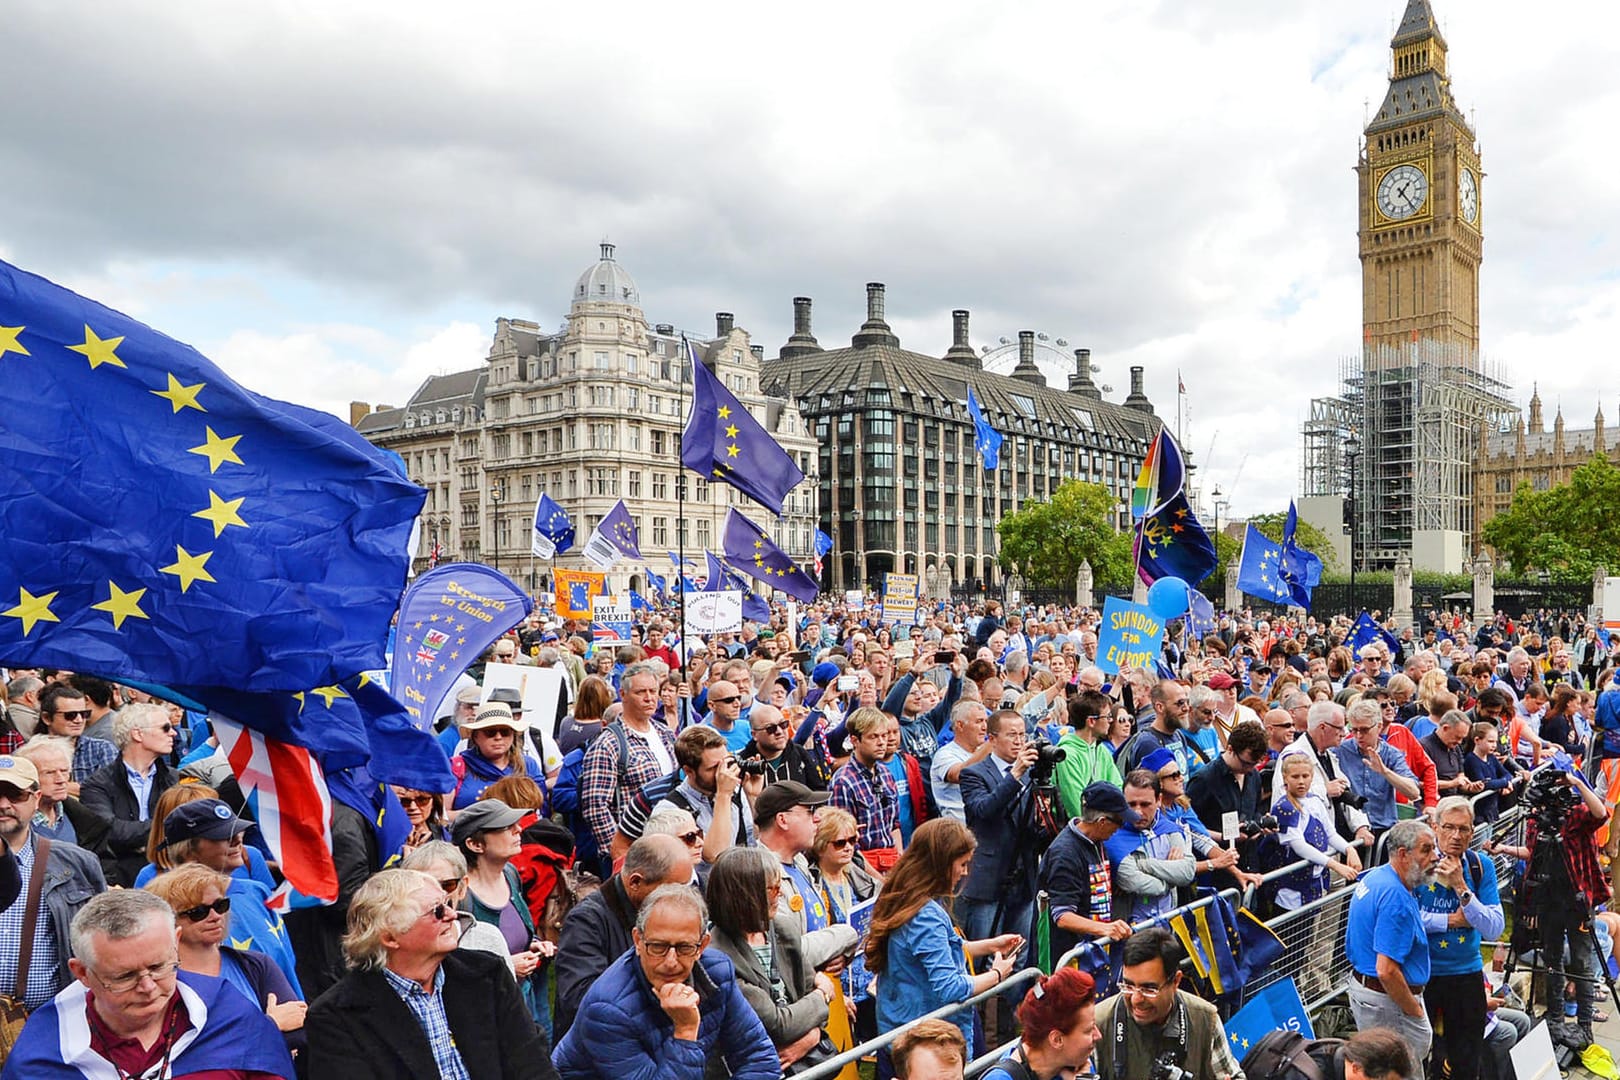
[1459,168,1479,224]
[1376,163,1429,221]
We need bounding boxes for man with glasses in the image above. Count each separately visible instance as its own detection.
[1332,700,1422,841]
[80,703,178,887]
[8,888,293,1078]
[553,885,777,1079]
[1054,690,1124,820]
[1417,797,1503,1080]
[1186,720,1268,841]
[0,753,104,1017]
[739,703,823,790]
[306,868,552,1080]
[1092,927,1243,1080]
[1117,679,1199,778]
[15,736,101,848]
[1275,701,1373,849]
[701,679,751,754]
[39,683,116,793]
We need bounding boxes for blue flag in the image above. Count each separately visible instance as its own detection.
[644,566,667,597]
[1135,493,1218,586]
[721,508,820,603]
[595,498,642,561]
[1188,589,1217,638]
[668,550,695,570]
[325,762,413,866]
[0,258,424,691]
[1224,977,1313,1060]
[630,591,652,612]
[1236,524,1292,604]
[814,530,834,559]
[1278,501,1324,609]
[704,551,772,623]
[681,340,804,515]
[389,563,531,733]
[1349,612,1401,655]
[967,387,1003,470]
[680,574,700,594]
[532,493,574,557]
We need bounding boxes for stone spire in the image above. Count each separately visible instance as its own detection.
[1553,405,1566,460]
[1528,384,1543,434]
[1596,404,1607,456]
[780,297,822,360]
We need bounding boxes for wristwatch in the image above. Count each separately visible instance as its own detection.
[1456,890,1472,906]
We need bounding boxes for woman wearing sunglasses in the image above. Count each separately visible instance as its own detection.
[811,807,879,1040]
[391,784,449,855]
[146,862,308,1057]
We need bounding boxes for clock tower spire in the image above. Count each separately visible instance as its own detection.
[1358,0,1482,368]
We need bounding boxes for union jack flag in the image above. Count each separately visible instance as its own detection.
[427,540,444,569]
[592,625,619,643]
[414,628,448,666]
[214,714,337,904]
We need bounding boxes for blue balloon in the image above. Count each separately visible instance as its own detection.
[1146,576,1190,619]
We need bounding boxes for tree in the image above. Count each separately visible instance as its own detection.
[1481,455,1620,578]
[1248,512,1339,572]
[997,480,1133,587]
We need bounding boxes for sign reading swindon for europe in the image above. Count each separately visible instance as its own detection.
[881,573,919,625]
[591,595,633,643]
[1095,596,1166,675]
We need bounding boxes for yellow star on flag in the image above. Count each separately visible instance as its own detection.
[726,444,741,458]
[91,581,149,629]
[3,587,59,636]
[151,372,206,413]
[0,326,30,359]
[159,546,216,593]
[188,427,243,473]
[193,490,248,537]
[724,424,739,438]
[67,326,127,370]
[716,406,731,419]
[309,685,348,708]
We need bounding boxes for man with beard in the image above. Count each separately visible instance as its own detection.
[738,703,823,790]
[1345,818,1440,1069]
[1117,680,1199,777]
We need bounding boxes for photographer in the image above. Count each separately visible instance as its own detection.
[739,703,824,791]
[646,724,759,865]
[1093,927,1244,1080]
[959,710,1041,951]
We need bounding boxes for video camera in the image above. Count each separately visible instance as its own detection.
[1522,766,1580,829]
[1028,733,1066,785]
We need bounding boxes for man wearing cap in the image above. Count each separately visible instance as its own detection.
[754,782,860,965]
[0,753,107,1012]
[435,684,483,756]
[1036,781,1133,961]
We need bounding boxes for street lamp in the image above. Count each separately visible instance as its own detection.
[1211,483,1226,538]
[1343,432,1362,616]
[489,484,503,574]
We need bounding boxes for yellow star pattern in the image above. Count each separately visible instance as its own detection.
[90,581,150,630]
[66,326,127,370]
[0,326,30,359]
[187,427,243,473]
[724,424,739,438]
[151,372,206,413]
[193,490,248,537]
[230,936,255,951]
[716,406,731,419]
[309,685,348,708]
[159,546,216,593]
[3,588,59,636]
[726,444,741,458]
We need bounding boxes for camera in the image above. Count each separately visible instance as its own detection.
[1337,790,1368,810]
[730,756,767,777]
[1028,733,1067,783]
[1238,814,1280,839]
[1149,1051,1192,1080]
[1522,767,1579,826]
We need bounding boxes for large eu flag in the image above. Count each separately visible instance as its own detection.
[1135,493,1218,586]
[681,340,804,515]
[721,508,820,603]
[1235,524,1293,604]
[0,259,424,691]
[532,493,575,557]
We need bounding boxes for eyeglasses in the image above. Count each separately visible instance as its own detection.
[1437,822,1473,834]
[828,836,858,849]
[1171,699,1189,707]
[92,959,181,993]
[641,939,703,958]
[1349,725,1380,735]
[710,695,741,705]
[151,723,175,734]
[677,830,703,845]
[1380,702,1397,710]
[1118,978,1169,999]
[417,902,456,924]
[178,897,231,922]
[54,710,92,721]
[399,794,436,808]
[1159,770,1183,781]
[757,721,790,735]
[438,877,465,894]
[1234,754,1262,769]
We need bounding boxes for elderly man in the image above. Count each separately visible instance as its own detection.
[15,735,102,847]
[1104,769,1196,924]
[1280,690,1314,736]
[552,885,777,1079]
[1496,647,1535,701]
[1357,643,1391,688]
[1419,796,1504,1080]
[1274,700,1373,848]
[79,703,178,887]
[1206,671,1262,736]
[306,868,553,1080]
[4,889,291,1079]
[6,675,43,738]
[39,684,117,793]
[1332,700,1422,838]
[929,699,991,822]
[1345,818,1440,1070]
[1420,710,1485,797]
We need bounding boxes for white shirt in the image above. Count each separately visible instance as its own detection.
[627,723,673,773]
[930,741,974,820]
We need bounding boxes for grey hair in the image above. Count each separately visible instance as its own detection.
[15,734,73,768]
[1384,818,1435,857]
[1439,708,1472,730]
[1344,699,1382,727]
[70,889,176,970]
[1306,700,1345,731]
[6,676,42,699]
[1001,650,1029,677]
[1188,685,1220,712]
[1281,691,1313,711]
[537,646,560,666]
[634,883,708,935]
[341,869,441,972]
[949,698,986,729]
[644,807,699,838]
[1505,647,1529,664]
[401,840,467,877]
[621,661,663,689]
[1434,795,1473,822]
[111,702,171,749]
[622,833,688,885]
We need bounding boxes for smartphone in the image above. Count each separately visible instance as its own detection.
[790,649,812,663]
[836,674,860,692]
[934,650,956,665]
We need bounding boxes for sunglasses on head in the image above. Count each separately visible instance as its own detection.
[179,897,231,923]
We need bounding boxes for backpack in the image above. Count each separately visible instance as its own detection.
[549,722,634,875]
[539,866,603,945]
[1241,1030,1343,1080]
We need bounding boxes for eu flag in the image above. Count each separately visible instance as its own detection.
[1188,589,1217,638]
[644,566,668,597]
[0,258,423,691]
[1223,977,1313,1059]
[704,551,772,623]
[1279,501,1324,609]
[598,498,642,560]
[569,580,590,611]
[1235,524,1292,604]
[681,340,804,515]
[1131,429,1187,521]
[1349,612,1400,655]
[532,493,574,557]
[721,508,820,603]
[1135,493,1218,586]
[966,387,1003,470]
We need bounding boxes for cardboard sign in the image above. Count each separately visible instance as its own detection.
[591,596,632,643]
[882,572,919,626]
[1095,596,1166,674]
[844,590,864,611]
[688,590,743,634]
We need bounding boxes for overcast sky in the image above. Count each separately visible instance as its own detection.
[4,1,1617,518]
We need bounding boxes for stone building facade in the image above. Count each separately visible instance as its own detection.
[1475,386,1610,541]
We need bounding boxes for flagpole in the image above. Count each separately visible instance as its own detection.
[675,337,691,685]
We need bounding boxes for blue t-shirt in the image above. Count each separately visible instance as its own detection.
[1418,852,1500,977]
[885,756,917,844]
[704,716,753,755]
[1346,863,1429,987]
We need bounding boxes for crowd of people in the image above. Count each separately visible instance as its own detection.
[0,597,1614,1079]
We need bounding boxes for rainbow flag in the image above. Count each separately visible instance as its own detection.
[1131,428,1186,520]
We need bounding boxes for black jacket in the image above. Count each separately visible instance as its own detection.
[305,948,555,1080]
[78,756,177,887]
[285,801,378,1000]
[554,873,637,1038]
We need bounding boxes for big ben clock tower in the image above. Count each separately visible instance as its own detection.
[1358,0,1482,369]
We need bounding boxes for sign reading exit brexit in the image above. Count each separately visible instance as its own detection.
[1095,596,1166,674]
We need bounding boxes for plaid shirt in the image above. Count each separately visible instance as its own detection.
[830,758,900,852]
[0,838,62,1009]
[382,965,472,1080]
[1523,802,1612,910]
[579,721,678,852]
[70,735,118,784]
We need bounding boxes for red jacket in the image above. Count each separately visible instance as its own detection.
[1382,723,1438,808]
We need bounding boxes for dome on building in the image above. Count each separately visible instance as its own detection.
[572,242,641,307]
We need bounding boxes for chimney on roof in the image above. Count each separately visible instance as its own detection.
[944,309,977,366]
[1124,365,1155,413]
[852,282,900,349]
[750,344,764,363]
[716,312,735,337]
[1011,330,1045,386]
[1069,348,1101,398]
[781,296,823,359]
[349,401,371,428]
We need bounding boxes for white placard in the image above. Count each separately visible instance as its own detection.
[531,531,556,559]
[1221,812,1240,846]
[479,662,565,771]
[1508,1021,1558,1080]
[591,596,632,642]
[844,590,864,610]
[580,528,619,569]
[688,591,743,634]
